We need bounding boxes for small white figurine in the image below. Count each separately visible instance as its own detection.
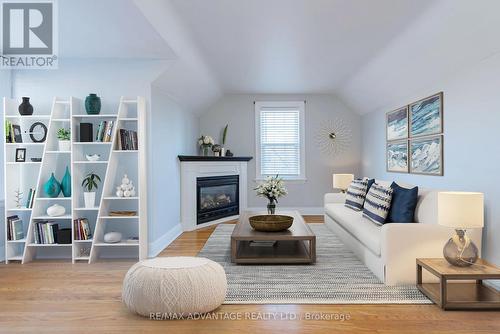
[116,174,135,197]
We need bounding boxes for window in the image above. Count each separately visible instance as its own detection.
[255,101,305,180]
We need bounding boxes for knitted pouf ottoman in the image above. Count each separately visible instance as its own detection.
[122,257,227,318]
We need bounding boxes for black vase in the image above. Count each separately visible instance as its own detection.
[18,97,34,116]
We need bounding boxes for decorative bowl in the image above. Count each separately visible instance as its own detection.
[85,154,100,161]
[249,215,294,232]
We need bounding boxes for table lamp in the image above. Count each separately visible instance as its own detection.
[438,192,484,267]
[333,174,354,193]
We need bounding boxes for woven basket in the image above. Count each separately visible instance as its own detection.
[249,215,294,232]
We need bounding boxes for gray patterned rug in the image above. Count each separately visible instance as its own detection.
[198,224,431,304]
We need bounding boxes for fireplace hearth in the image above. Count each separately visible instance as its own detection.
[197,175,239,224]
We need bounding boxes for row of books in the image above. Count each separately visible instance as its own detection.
[7,215,24,241]
[25,188,36,208]
[118,129,138,150]
[33,221,60,244]
[74,218,92,240]
[5,121,22,143]
[95,121,114,142]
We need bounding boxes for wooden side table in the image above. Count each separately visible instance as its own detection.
[416,258,500,310]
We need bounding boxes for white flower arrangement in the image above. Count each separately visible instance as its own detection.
[254,175,288,203]
[198,135,215,147]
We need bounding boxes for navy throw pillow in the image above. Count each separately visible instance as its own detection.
[387,182,419,223]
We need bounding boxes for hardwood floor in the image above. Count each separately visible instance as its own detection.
[1,215,499,333]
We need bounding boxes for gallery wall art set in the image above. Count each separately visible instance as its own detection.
[386,92,443,176]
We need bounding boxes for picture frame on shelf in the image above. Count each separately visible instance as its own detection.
[409,92,443,138]
[410,135,443,176]
[12,124,23,143]
[386,106,408,141]
[15,148,26,162]
[386,140,409,173]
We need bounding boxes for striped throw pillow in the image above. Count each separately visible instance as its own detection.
[362,184,394,225]
[344,179,369,211]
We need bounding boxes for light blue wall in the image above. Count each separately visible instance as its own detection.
[148,85,198,256]
[361,53,500,267]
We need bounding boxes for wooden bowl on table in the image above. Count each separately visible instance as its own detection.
[249,215,294,232]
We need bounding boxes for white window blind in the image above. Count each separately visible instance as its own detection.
[255,101,305,180]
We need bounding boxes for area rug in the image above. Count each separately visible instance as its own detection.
[198,224,431,304]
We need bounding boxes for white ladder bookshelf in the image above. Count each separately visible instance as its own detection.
[3,96,147,263]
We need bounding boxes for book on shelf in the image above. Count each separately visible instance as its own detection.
[33,221,59,244]
[118,129,138,150]
[5,121,23,143]
[74,218,92,240]
[25,188,35,208]
[95,121,114,142]
[7,215,24,241]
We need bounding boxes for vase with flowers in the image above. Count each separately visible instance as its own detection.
[198,135,215,156]
[254,175,288,214]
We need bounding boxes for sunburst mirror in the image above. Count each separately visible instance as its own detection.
[315,118,352,156]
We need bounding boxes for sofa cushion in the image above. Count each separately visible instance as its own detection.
[362,184,393,225]
[387,182,419,223]
[345,179,368,211]
[325,203,381,256]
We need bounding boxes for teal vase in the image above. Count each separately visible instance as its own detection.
[61,166,71,197]
[85,93,101,114]
[44,173,61,198]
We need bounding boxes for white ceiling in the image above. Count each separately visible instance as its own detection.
[59,0,175,59]
[169,0,434,94]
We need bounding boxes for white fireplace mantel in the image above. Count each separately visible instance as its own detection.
[179,156,252,231]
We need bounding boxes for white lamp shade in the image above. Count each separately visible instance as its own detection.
[438,192,484,229]
[333,174,354,190]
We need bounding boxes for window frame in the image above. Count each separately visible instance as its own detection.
[254,101,306,182]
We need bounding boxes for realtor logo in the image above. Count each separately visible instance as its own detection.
[1,1,58,69]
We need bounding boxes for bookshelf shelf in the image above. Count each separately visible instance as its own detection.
[4,96,146,264]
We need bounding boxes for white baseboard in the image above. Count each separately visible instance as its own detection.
[0,247,4,263]
[148,223,183,258]
[247,206,323,215]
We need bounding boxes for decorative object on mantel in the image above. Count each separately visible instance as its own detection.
[44,173,61,198]
[225,150,234,157]
[85,154,100,161]
[18,97,33,115]
[249,214,294,232]
[177,155,251,161]
[315,118,352,157]
[104,231,122,243]
[254,175,288,214]
[14,189,23,208]
[221,124,228,157]
[333,174,354,193]
[57,128,71,151]
[212,144,221,156]
[198,135,214,156]
[61,166,71,197]
[46,204,66,217]
[438,191,483,267]
[116,174,136,197]
[29,122,47,143]
[82,172,101,208]
[85,93,101,114]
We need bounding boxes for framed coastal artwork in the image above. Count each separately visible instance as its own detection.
[409,92,443,138]
[386,106,408,141]
[410,135,443,176]
[386,140,408,173]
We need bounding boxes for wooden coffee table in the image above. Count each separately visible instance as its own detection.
[231,211,316,264]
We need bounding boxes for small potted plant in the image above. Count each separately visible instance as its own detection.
[57,128,71,151]
[255,175,288,214]
[221,124,228,157]
[198,135,214,156]
[82,172,101,208]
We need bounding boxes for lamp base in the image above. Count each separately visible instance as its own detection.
[443,229,478,267]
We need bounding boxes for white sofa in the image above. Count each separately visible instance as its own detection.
[324,180,483,285]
